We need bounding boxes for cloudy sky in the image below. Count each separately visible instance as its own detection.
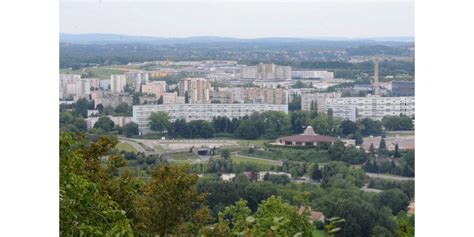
[60,0,414,38]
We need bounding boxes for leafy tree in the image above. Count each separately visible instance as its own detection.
[358,118,383,136]
[132,92,140,105]
[340,120,357,136]
[310,163,323,181]
[267,174,291,185]
[220,149,230,159]
[141,165,212,235]
[382,115,414,131]
[148,111,170,133]
[395,212,414,237]
[376,189,410,215]
[378,137,387,154]
[187,120,214,138]
[235,119,261,140]
[123,122,139,137]
[290,111,311,134]
[288,94,302,111]
[372,225,393,237]
[75,98,89,118]
[399,150,415,177]
[60,132,134,236]
[254,196,313,236]
[93,116,115,132]
[218,199,253,235]
[369,143,376,158]
[115,102,131,115]
[394,143,401,158]
[96,103,104,113]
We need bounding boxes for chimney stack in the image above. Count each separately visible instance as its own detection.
[373,58,380,96]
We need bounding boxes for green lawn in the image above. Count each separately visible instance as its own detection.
[385,131,415,136]
[312,229,327,237]
[167,152,199,161]
[60,67,127,79]
[230,155,281,166]
[115,142,136,152]
[235,139,270,146]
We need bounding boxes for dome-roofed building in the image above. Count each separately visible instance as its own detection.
[275,126,338,146]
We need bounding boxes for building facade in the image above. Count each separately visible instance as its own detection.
[85,116,133,129]
[301,92,342,112]
[110,75,127,93]
[240,63,292,81]
[91,91,133,108]
[391,81,415,96]
[133,103,288,133]
[125,71,149,92]
[141,81,167,97]
[325,96,415,121]
[292,70,334,80]
[178,78,212,103]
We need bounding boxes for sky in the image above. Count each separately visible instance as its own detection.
[60,1,414,39]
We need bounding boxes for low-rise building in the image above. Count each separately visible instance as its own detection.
[274,126,338,147]
[221,173,236,181]
[362,135,414,151]
[391,81,415,96]
[298,207,325,224]
[258,171,292,181]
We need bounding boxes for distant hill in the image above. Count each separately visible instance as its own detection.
[60,33,414,45]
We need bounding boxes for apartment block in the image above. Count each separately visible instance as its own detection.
[110,75,127,93]
[325,96,415,121]
[178,78,211,103]
[292,70,334,79]
[301,92,342,112]
[142,81,167,97]
[133,103,288,133]
[240,63,292,80]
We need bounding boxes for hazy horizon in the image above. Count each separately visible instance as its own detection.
[60,1,414,39]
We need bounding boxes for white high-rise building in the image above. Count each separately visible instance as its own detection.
[325,96,415,121]
[301,92,342,112]
[292,70,334,79]
[133,103,288,133]
[142,81,167,97]
[240,63,292,81]
[125,71,149,92]
[110,75,127,93]
[178,78,212,103]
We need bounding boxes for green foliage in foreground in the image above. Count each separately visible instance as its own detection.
[203,197,313,236]
[60,131,414,236]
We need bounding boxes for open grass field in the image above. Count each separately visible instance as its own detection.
[385,131,415,136]
[115,142,137,152]
[60,67,126,79]
[235,139,270,146]
[167,152,199,161]
[230,155,281,166]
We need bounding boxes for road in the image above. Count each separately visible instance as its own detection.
[366,172,414,181]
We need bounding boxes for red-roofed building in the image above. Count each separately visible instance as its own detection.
[298,206,326,223]
[275,126,338,146]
